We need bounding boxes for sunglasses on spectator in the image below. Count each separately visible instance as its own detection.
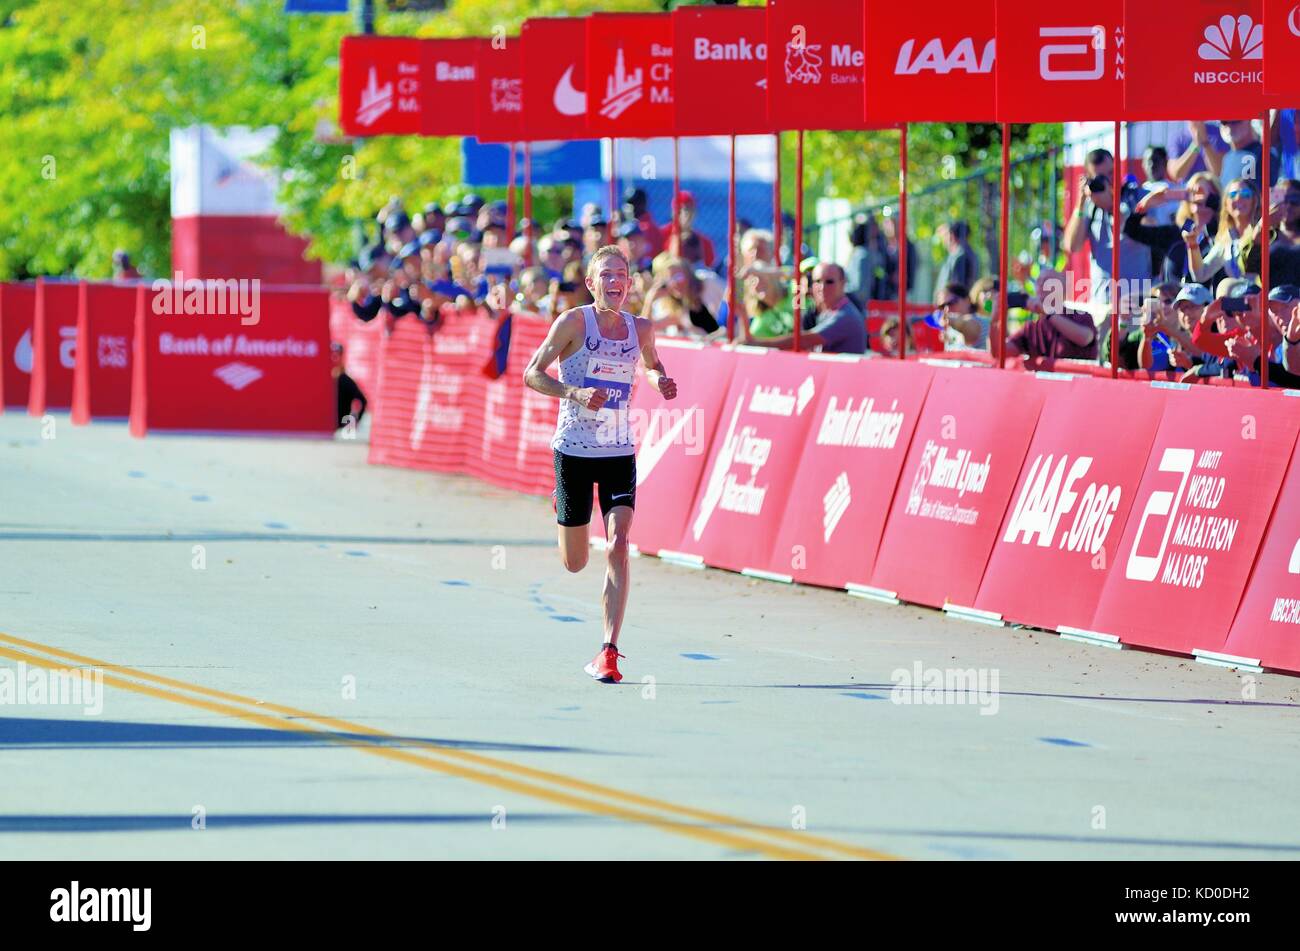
[1227,188,1255,199]
[939,296,963,308]
[812,278,839,285]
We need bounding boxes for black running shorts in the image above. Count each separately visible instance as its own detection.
[553,451,636,527]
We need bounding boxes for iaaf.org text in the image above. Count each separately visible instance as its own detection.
[151,271,260,326]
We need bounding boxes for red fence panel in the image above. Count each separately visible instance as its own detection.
[974,376,1166,629]
[674,348,827,573]
[72,282,137,424]
[130,284,334,436]
[1,282,35,410]
[1224,428,1300,671]
[870,368,1046,608]
[1090,386,1300,654]
[770,356,935,588]
[28,279,79,416]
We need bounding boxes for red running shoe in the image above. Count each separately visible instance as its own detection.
[584,645,624,684]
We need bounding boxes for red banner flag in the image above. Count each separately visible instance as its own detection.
[421,38,480,137]
[585,13,675,139]
[994,0,1126,122]
[766,0,865,131]
[1123,0,1265,119]
[863,0,996,125]
[338,36,425,137]
[476,38,522,144]
[673,6,770,136]
[1263,0,1300,97]
[520,17,590,142]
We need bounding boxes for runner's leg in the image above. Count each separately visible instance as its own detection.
[554,451,593,573]
[601,505,633,647]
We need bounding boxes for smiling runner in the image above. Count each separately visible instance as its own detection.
[523,245,678,683]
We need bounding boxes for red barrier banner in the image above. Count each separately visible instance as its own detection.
[521,17,590,142]
[1090,386,1300,654]
[338,36,425,137]
[974,377,1165,630]
[870,369,1045,608]
[1,282,35,410]
[507,315,558,496]
[476,37,522,144]
[130,285,334,436]
[586,13,675,139]
[367,310,495,474]
[766,0,865,131]
[28,279,79,416]
[343,316,383,411]
[674,349,827,573]
[72,282,136,424]
[770,357,935,588]
[994,0,1125,122]
[1224,431,1300,671]
[1123,0,1265,119]
[864,0,996,125]
[673,6,770,136]
[623,340,737,557]
[1264,0,1300,97]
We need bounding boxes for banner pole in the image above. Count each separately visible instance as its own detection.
[523,141,533,267]
[608,138,617,245]
[1261,109,1272,389]
[773,132,783,266]
[506,142,517,244]
[728,133,738,342]
[672,135,681,256]
[1111,120,1121,379]
[899,123,908,360]
[793,129,804,353]
[998,122,1011,368]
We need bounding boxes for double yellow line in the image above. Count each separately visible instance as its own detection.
[0,631,897,861]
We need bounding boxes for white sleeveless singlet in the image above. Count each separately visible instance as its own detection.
[551,306,639,458]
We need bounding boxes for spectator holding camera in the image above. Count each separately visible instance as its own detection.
[1004,274,1097,361]
[1129,172,1223,287]
[1063,149,1152,309]
[1243,179,1300,289]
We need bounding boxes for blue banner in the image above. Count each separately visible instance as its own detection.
[284,0,350,12]
[461,139,603,187]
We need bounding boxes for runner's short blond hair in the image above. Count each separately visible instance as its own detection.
[587,245,630,280]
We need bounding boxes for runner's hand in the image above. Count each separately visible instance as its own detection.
[657,375,677,400]
[572,387,608,411]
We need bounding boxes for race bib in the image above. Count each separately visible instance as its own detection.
[580,357,634,421]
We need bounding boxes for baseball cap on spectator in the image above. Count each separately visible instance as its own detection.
[423,202,444,218]
[418,229,443,248]
[484,264,513,279]
[386,211,412,234]
[798,256,819,274]
[587,215,608,230]
[447,217,474,239]
[617,221,642,239]
[1174,284,1213,307]
[673,190,696,211]
[1268,284,1300,302]
[398,241,421,261]
[461,193,485,213]
[1217,278,1259,299]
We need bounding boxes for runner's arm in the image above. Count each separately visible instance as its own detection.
[523,310,584,402]
[636,317,677,400]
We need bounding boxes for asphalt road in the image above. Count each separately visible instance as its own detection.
[1,412,1298,860]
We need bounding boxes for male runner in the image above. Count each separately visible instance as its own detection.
[523,245,677,683]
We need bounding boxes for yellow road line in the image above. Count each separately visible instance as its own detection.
[0,631,898,861]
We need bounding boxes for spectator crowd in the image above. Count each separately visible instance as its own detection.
[338,115,1300,392]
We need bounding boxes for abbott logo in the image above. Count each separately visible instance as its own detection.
[1124,448,1194,582]
[356,66,393,126]
[600,49,642,120]
[1198,14,1263,61]
[1040,26,1104,81]
[213,362,263,391]
[784,42,823,84]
